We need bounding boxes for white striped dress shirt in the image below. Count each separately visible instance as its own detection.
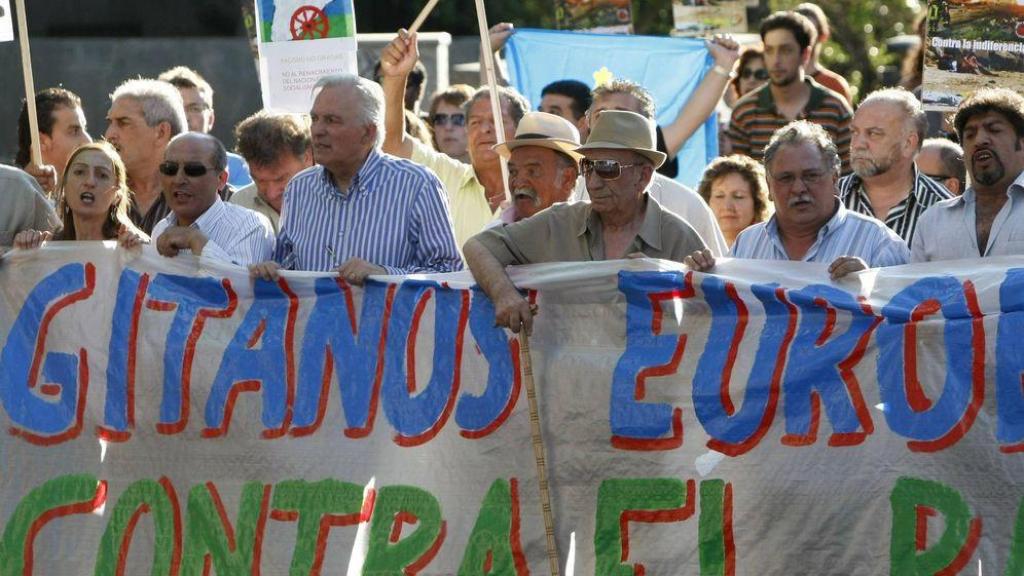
[837,165,954,244]
[152,196,275,266]
[273,149,463,274]
[731,200,910,266]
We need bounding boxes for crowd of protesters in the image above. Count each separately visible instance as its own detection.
[5,5,1021,334]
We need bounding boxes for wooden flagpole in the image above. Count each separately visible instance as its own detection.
[518,331,561,575]
[14,0,41,167]
[473,0,511,204]
[408,0,440,34]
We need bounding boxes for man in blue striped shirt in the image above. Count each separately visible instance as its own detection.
[687,120,908,278]
[250,74,462,284]
[152,133,275,266]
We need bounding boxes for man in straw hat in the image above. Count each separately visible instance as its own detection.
[491,111,583,224]
[464,110,708,334]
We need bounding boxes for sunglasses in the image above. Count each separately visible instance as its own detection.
[431,113,466,127]
[581,159,640,180]
[740,68,770,81]
[159,161,212,178]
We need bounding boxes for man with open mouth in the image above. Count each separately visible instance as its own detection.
[911,88,1024,262]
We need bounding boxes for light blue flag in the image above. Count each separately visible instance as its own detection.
[506,28,717,189]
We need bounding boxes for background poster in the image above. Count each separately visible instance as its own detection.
[555,0,634,34]
[671,0,748,37]
[923,0,1024,111]
[255,0,358,112]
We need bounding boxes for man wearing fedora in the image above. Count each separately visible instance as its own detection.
[491,111,583,224]
[464,110,708,334]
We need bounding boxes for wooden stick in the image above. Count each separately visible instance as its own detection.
[14,0,40,167]
[408,0,440,34]
[473,0,511,204]
[519,331,561,576]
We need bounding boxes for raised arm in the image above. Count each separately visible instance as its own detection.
[464,237,535,334]
[479,22,513,88]
[379,29,419,159]
[661,35,740,160]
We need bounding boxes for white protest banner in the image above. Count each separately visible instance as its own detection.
[255,0,358,112]
[4,244,1024,573]
[0,0,13,42]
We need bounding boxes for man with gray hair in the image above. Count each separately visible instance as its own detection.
[687,120,908,278]
[466,111,708,334]
[917,138,966,196]
[105,78,188,234]
[249,73,461,283]
[839,87,953,243]
[380,29,530,247]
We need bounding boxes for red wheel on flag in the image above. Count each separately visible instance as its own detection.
[1016,21,1024,38]
[290,5,330,40]
[616,8,630,22]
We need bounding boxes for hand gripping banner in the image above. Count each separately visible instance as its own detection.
[2,243,1024,574]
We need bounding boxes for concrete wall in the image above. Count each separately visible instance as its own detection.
[0,35,485,164]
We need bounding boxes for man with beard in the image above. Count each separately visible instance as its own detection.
[728,11,853,173]
[911,89,1024,261]
[838,88,953,243]
[687,121,908,279]
[490,111,582,224]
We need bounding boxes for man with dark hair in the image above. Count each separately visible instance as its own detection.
[539,79,592,132]
[16,88,92,192]
[152,132,274,266]
[911,88,1024,261]
[105,78,188,234]
[381,29,531,247]
[839,88,953,242]
[794,3,853,105]
[728,11,853,173]
[688,121,908,278]
[917,138,966,196]
[158,66,252,189]
[231,111,312,232]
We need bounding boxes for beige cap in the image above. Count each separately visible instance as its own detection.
[492,111,584,161]
[576,110,667,168]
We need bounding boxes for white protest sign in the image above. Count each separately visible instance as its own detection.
[0,0,12,43]
[255,0,358,112]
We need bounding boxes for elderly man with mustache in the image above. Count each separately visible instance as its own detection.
[911,89,1024,262]
[686,120,909,279]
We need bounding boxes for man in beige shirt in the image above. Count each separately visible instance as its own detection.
[380,28,530,247]
[230,110,313,232]
[465,111,707,334]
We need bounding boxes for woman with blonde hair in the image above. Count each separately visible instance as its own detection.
[14,141,147,248]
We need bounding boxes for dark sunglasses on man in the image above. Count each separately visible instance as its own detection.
[159,161,213,178]
[581,158,640,180]
[740,68,770,81]
[431,112,466,127]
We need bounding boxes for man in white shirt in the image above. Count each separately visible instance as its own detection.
[152,133,274,266]
[911,88,1024,261]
